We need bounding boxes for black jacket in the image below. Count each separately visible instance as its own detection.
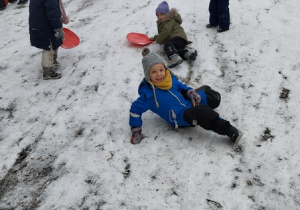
[29,0,63,50]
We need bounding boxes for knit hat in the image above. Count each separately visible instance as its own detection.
[142,48,165,82]
[156,1,169,15]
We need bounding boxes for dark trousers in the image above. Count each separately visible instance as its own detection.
[164,37,188,60]
[183,86,231,135]
[183,105,231,135]
[209,0,230,29]
[0,0,7,8]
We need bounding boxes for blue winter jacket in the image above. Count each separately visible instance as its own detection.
[29,0,62,50]
[130,73,209,128]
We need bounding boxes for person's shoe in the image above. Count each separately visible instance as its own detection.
[53,60,60,67]
[184,50,198,61]
[0,6,6,10]
[8,0,17,3]
[217,27,229,33]
[206,23,217,28]
[18,0,28,5]
[168,54,183,68]
[231,131,243,144]
[227,126,243,144]
[53,61,60,71]
[43,67,62,80]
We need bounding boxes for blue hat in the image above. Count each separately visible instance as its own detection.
[156,1,169,15]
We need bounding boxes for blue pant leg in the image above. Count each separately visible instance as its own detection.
[209,0,219,25]
[218,0,230,29]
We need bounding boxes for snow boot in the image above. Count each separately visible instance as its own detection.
[168,54,183,68]
[18,0,28,5]
[212,118,243,144]
[217,27,229,33]
[206,24,217,28]
[53,54,60,68]
[184,50,198,61]
[43,67,62,80]
[227,125,243,144]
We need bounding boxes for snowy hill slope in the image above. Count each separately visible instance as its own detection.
[0,0,300,209]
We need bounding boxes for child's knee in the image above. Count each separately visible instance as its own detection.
[196,85,221,109]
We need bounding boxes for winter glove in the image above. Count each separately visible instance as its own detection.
[187,89,201,105]
[131,127,144,144]
[54,28,65,40]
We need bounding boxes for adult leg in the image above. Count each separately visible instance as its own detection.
[0,0,7,10]
[217,0,230,30]
[208,0,219,26]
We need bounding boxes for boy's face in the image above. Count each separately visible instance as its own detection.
[149,63,166,84]
[156,13,165,21]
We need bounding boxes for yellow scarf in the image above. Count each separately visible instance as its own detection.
[152,70,172,90]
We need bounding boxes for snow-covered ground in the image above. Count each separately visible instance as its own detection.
[1,0,300,209]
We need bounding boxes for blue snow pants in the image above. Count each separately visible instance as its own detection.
[209,0,230,29]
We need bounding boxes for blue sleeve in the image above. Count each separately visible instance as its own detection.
[172,74,191,92]
[129,95,151,128]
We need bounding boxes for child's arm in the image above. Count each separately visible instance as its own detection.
[172,74,201,105]
[129,97,150,128]
[129,95,151,144]
[172,73,192,92]
[154,22,174,44]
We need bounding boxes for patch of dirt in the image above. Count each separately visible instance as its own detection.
[279,87,290,102]
[260,127,275,142]
[206,199,223,209]
[122,164,131,179]
[0,102,16,119]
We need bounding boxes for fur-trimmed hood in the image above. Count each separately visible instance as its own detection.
[154,8,188,44]
[162,8,182,24]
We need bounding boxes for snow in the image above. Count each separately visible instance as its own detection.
[0,0,300,209]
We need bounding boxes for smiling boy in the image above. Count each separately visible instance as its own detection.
[129,48,242,145]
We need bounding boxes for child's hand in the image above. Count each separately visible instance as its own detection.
[187,89,201,105]
[149,37,155,41]
[131,127,144,144]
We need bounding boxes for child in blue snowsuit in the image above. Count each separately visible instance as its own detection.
[129,48,242,144]
[206,0,230,32]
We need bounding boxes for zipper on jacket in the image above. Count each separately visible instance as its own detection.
[170,110,179,129]
[167,90,187,107]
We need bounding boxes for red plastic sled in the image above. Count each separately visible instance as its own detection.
[126,32,153,46]
[61,28,80,49]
